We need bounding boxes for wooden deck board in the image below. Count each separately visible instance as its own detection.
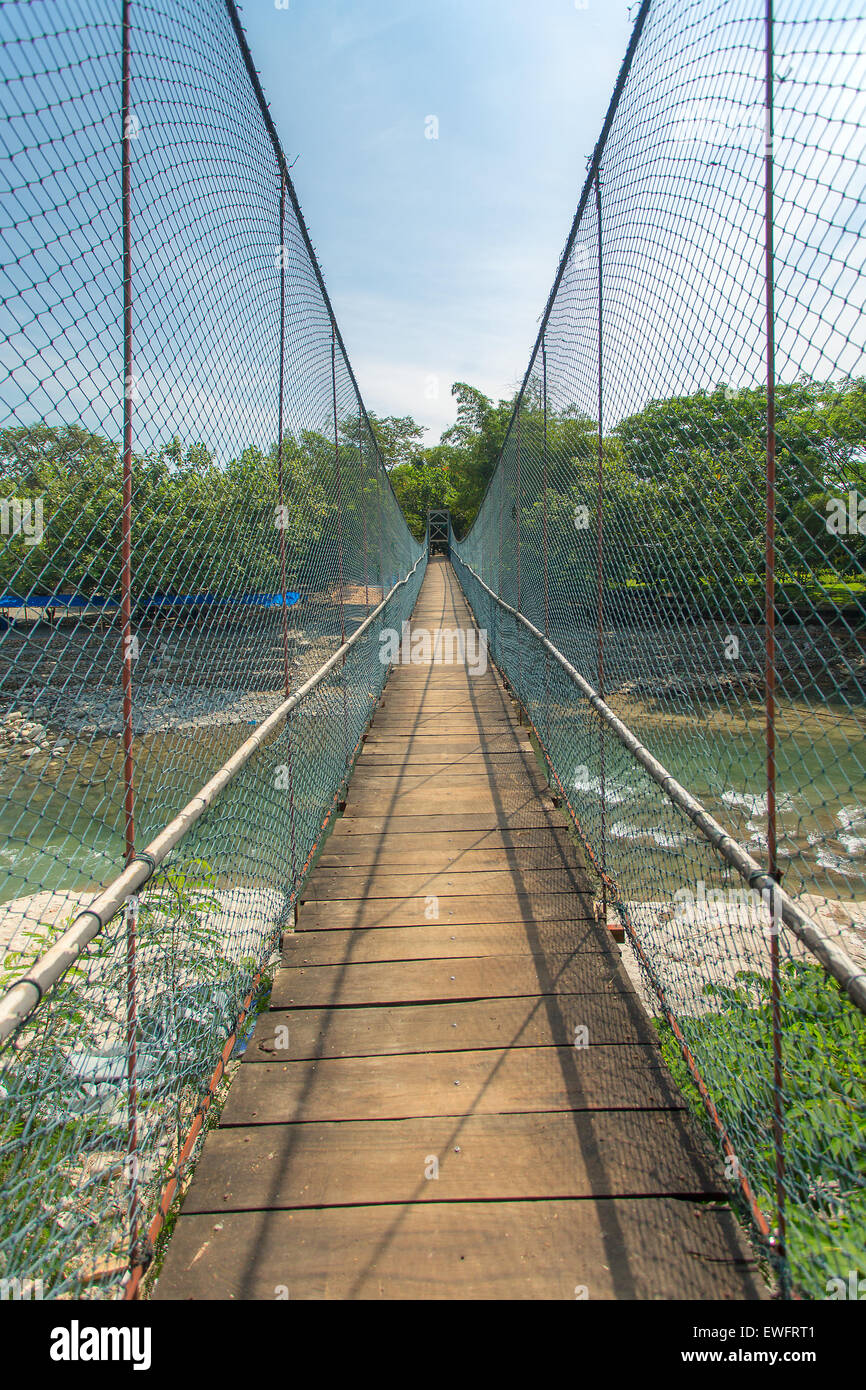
[283,921,609,963]
[218,1047,688,1125]
[243,994,660,1058]
[299,867,590,901]
[294,894,601,930]
[154,1200,765,1301]
[155,557,763,1301]
[269,952,633,1008]
[177,1111,727,1213]
[316,827,581,867]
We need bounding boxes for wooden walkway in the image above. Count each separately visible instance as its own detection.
[155,558,764,1300]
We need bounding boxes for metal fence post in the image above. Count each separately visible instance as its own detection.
[542,333,550,745]
[331,324,350,765]
[595,169,607,933]
[359,412,369,614]
[120,0,140,1283]
[516,409,523,719]
[764,0,787,1296]
[277,170,297,895]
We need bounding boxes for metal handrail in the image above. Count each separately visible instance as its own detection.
[0,552,426,1041]
[452,553,866,1015]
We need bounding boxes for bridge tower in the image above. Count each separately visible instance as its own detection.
[427,508,451,558]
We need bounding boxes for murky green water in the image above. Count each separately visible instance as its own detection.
[1,696,865,912]
[0,723,254,905]
[570,699,866,903]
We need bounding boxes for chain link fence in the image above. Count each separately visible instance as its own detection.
[0,0,423,1297]
[452,0,865,1299]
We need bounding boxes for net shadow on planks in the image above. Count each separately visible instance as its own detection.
[155,558,766,1301]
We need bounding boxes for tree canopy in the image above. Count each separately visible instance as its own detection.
[2,376,862,614]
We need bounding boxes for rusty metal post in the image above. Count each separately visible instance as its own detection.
[496,465,504,661]
[120,0,140,1285]
[277,175,290,700]
[497,464,504,595]
[764,0,787,1295]
[542,334,551,747]
[277,172,297,895]
[516,409,524,721]
[359,413,369,614]
[376,441,385,600]
[331,324,349,763]
[595,170,607,932]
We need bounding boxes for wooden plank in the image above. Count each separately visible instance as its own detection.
[369,717,514,728]
[359,756,533,774]
[322,817,578,850]
[295,893,593,930]
[269,951,636,1007]
[300,867,590,902]
[381,682,504,692]
[314,840,583,872]
[283,920,608,963]
[359,750,532,767]
[363,731,520,745]
[375,688,503,698]
[355,752,538,772]
[330,811,567,834]
[154,1198,766,1301]
[362,732,530,748]
[362,732,529,747]
[382,670,496,685]
[380,681,498,693]
[374,692,503,702]
[246,993,658,1058]
[178,1110,726,1213]
[378,696,515,710]
[346,773,550,799]
[374,708,516,721]
[343,788,549,812]
[320,825,579,863]
[345,787,553,816]
[219,1046,688,1125]
[347,772,547,795]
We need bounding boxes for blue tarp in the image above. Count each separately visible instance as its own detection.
[0,592,301,610]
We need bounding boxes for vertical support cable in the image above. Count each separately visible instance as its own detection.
[497,465,503,596]
[359,412,369,614]
[595,170,607,931]
[331,323,349,763]
[331,325,345,643]
[496,466,504,660]
[277,175,290,701]
[542,334,550,745]
[376,444,385,600]
[120,0,139,1282]
[277,171,297,894]
[516,408,523,716]
[764,0,787,1294]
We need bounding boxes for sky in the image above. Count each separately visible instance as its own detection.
[237,0,638,443]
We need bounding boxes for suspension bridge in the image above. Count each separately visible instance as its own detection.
[0,0,863,1303]
[154,557,764,1299]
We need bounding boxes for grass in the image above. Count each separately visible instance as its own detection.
[656,960,866,1299]
[0,862,282,1297]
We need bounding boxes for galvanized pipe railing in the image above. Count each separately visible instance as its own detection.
[0,552,426,1043]
[451,553,866,1017]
